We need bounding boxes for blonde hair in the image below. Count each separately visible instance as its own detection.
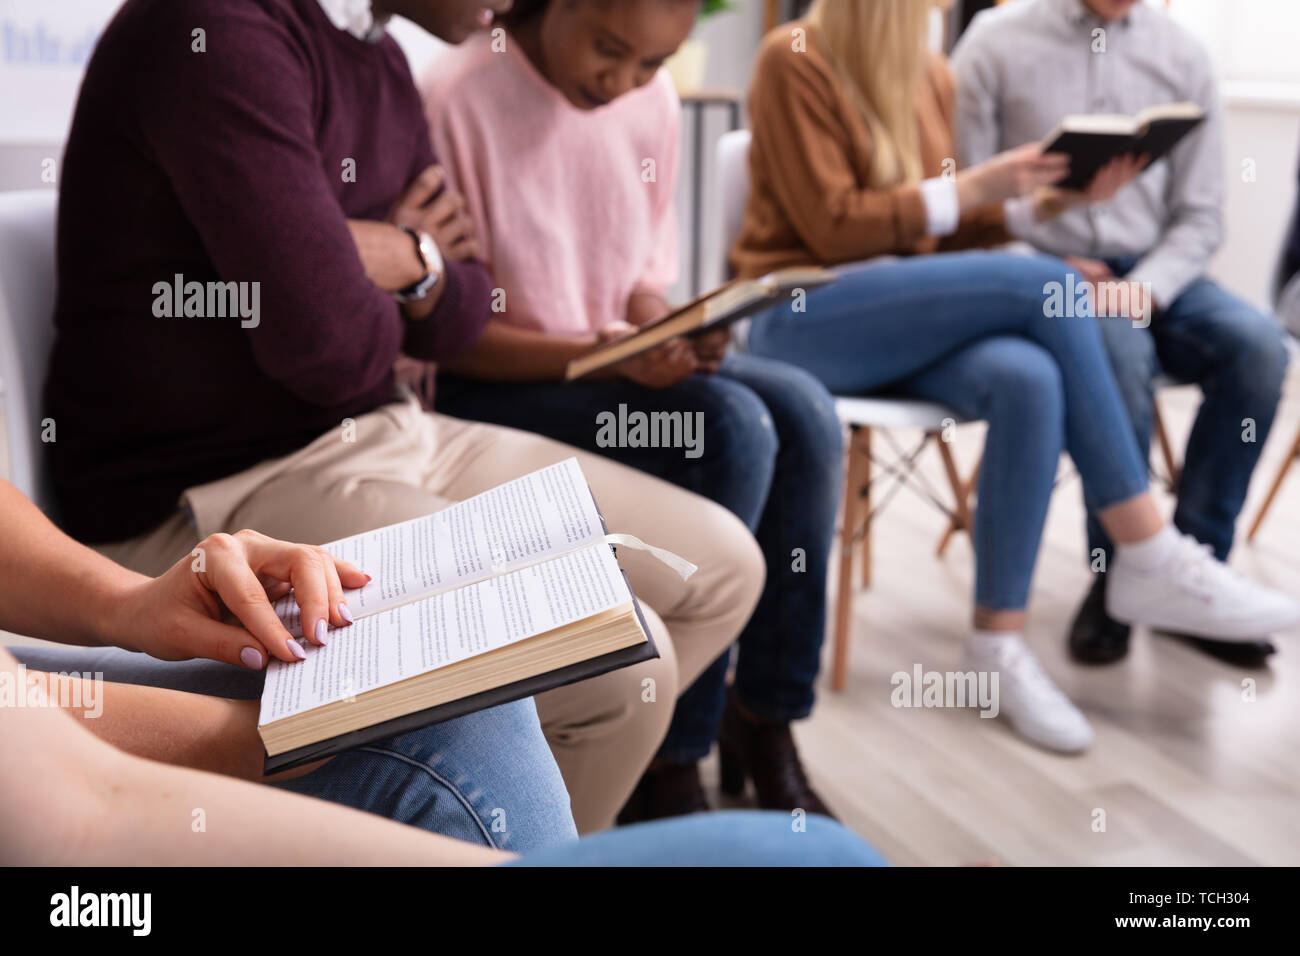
[807,0,931,187]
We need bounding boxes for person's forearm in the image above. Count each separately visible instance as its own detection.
[347,218,448,317]
[0,650,508,866]
[98,752,510,865]
[439,321,599,382]
[44,674,278,781]
[0,481,145,649]
[347,219,427,291]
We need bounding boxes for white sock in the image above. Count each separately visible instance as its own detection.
[1114,525,1181,572]
[967,629,1022,652]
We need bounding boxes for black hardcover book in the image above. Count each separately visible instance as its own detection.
[1042,102,1205,191]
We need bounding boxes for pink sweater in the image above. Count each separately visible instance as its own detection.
[420,33,680,336]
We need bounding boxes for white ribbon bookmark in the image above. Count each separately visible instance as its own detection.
[604,533,698,581]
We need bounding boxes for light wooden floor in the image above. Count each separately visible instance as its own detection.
[701,373,1300,866]
[3,372,1298,865]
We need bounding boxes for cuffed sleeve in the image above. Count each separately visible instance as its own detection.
[919,177,961,236]
[401,258,493,361]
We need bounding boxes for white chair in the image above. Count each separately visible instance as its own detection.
[0,189,60,517]
[714,130,978,692]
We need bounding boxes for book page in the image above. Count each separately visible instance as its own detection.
[259,541,633,725]
[274,458,605,635]
[1055,113,1138,135]
[1135,101,1203,127]
[766,266,835,292]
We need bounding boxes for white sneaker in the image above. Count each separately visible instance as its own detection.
[963,637,1094,754]
[1108,533,1300,641]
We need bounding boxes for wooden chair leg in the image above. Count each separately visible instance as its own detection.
[938,451,981,557]
[832,425,870,693]
[1247,422,1300,542]
[1152,397,1181,491]
[935,437,974,558]
[859,427,873,590]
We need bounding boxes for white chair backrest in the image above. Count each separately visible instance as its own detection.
[715,128,752,280]
[0,189,59,513]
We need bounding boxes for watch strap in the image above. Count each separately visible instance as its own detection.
[395,226,440,303]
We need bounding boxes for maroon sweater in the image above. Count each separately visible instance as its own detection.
[46,0,491,543]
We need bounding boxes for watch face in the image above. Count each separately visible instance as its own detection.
[418,233,442,274]
[395,229,442,303]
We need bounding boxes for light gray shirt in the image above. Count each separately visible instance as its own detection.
[950,0,1224,309]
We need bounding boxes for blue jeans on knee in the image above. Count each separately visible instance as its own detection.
[1083,259,1290,563]
[508,810,887,866]
[435,352,842,762]
[747,251,1151,611]
[8,644,577,852]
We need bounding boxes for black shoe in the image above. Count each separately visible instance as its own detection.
[616,762,710,825]
[717,690,836,819]
[1158,631,1277,668]
[1068,574,1131,664]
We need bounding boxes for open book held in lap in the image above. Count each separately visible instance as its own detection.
[259,458,674,774]
[565,267,836,381]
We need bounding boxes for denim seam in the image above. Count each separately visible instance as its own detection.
[356,745,499,848]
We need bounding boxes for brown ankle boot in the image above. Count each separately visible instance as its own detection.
[616,761,710,825]
[717,691,836,819]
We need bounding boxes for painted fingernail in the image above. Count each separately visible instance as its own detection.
[364,573,373,583]
[289,639,308,661]
[338,602,355,625]
[314,619,329,646]
[239,647,263,670]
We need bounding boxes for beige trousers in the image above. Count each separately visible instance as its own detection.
[98,391,763,833]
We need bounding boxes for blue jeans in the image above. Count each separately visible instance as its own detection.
[9,644,577,852]
[748,251,1151,611]
[1084,259,1290,563]
[508,810,887,866]
[436,352,843,762]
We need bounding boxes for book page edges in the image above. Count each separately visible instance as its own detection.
[261,601,643,754]
[261,576,659,774]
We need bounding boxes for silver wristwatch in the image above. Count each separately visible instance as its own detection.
[394,227,443,303]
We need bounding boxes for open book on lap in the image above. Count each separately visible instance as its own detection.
[565,266,836,381]
[1041,102,1205,191]
[259,458,663,774]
